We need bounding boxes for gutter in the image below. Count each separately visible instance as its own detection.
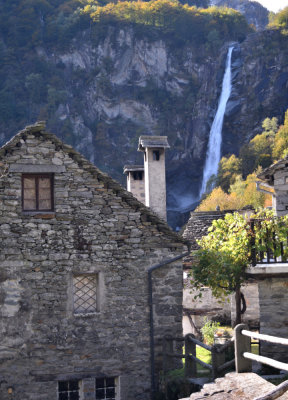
[148,248,190,399]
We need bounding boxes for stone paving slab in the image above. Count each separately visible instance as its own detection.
[180,372,288,400]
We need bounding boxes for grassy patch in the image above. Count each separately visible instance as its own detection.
[196,345,212,376]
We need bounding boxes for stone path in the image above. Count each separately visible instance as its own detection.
[180,372,288,400]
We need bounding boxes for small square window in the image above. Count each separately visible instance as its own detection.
[58,380,79,400]
[95,377,116,400]
[73,274,98,314]
[22,174,54,211]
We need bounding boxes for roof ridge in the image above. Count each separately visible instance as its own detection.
[0,122,187,245]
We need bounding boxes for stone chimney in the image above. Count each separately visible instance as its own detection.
[123,165,145,203]
[138,136,170,221]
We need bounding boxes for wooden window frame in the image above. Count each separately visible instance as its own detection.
[22,173,54,212]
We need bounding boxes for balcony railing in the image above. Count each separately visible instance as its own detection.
[250,219,288,266]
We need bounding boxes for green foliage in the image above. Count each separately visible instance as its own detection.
[269,6,288,33]
[193,210,288,298]
[193,212,250,300]
[200,317,220,346]
[192,209,288,323]
[217,154,241,192]
[273,109,288,160]
[240,116,278,177]
[253,209,288,261]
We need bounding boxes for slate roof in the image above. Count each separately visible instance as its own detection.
[0,122,187,246]
[257,156,288,185]
[138,135,170,151]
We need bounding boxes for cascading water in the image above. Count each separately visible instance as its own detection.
[200,46,234,197]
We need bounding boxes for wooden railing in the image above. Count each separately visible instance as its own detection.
[162,333,234,381]
[235,324,288,400]
[250,219,288,266]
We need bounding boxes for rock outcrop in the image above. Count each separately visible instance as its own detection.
[1,24,288,228]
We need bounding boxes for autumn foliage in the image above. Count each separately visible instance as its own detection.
[197,110,288,212]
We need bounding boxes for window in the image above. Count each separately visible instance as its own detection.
[95,378,116,400]
[73,275,98,314]
[58,380,80,400]
[153,150,160,161]
[22,174,54,211]
[132,171,143,181]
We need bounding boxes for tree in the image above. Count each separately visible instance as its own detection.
[192,212,249,326]
[196,186,241,211]
[191,210,288,326]
[217,154,241,192]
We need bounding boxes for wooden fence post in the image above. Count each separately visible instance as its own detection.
[212,344,225,379]
[163,335,174,373]
[235,324,252,373]
[185,334,196,378]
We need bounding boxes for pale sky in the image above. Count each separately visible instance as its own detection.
[255,0,288,13]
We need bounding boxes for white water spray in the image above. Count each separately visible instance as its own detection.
[200,46,234,197]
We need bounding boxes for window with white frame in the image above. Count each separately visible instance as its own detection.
[73,274,98,315]
[58,380,80,400]
[95,377,116,400]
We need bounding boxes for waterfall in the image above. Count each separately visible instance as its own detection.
[200,46,234,197]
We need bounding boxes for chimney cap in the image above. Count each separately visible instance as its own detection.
[123,165,144,174]
[138,135,170,152]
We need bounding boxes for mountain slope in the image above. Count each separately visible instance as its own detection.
[0,1,287,228]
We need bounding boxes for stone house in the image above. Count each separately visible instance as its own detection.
[245,158,288,363]
[257,156,288,215]
[0,123,188,400]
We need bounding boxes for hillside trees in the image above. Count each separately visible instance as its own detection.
[82,1,251,46]
[197,113,284,211]
[273,110,288,160]
[269,6,288,32]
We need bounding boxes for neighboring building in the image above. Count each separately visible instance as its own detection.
[0,123,187,400]
[246,158,288,363]
[257,157,288,216]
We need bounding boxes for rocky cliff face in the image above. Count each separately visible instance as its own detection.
[1,25,288,228]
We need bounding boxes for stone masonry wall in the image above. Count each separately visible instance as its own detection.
[0,125,186,400]
[258,277,288,364]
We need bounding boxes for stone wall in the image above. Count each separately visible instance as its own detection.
[183,281,259,336]
[0,124,186,400]
[258,277,288,364]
